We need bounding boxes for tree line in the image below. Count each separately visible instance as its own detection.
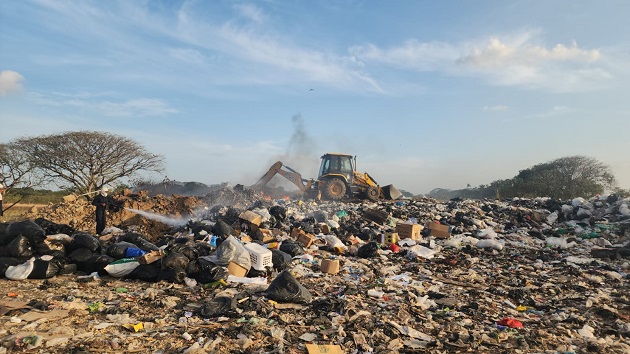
[426,156,629,201]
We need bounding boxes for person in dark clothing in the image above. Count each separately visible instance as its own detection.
[0,183,4,218]
[92,187,111,235]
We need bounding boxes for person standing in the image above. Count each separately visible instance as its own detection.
[0,183,4,218]
[92,187,110,235]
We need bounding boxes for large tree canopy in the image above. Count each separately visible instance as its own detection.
[15,131,165,195]
[513,155,616,199]
[426,155,618,200]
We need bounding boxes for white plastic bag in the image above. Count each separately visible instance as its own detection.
[104,258,140,277]
[6,257,35,280]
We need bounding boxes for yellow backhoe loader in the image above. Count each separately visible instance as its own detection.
[253,153,402,201]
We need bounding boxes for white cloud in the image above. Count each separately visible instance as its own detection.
[28,92,178,117]
[99,99,178,117]
[351,32,609,92]
[0,70,25,96]
[484,105,509,112]
[233,4,266,24]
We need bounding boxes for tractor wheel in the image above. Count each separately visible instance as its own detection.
[322,178,347,200]
[365,186,380,201]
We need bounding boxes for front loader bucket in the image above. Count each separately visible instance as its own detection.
[381,184,402,200]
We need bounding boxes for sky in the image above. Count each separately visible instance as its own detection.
[1,0,629,195]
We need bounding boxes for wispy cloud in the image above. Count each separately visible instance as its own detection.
[351,31,610,92]
[484,105,509,112]
[29,92,178,117]
[0,70,25,96]
[233,4,266,24]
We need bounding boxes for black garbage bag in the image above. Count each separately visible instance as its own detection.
[296,221,315,234]
[158,266,187,283]
[28,258,64,279]
[198,296,236,318]
[4,220,45,248]
[279,240,304,257]
[162,252,190,270]
[266,270,312,304]
[67,248,93,264]
[0,257,22,278]
[78,254,115,274]
[250,228,264,242]
[194,242,214,257]
[190,258,228,284]
[0,235,33,257]
[106,242,136,259]
[358,229,377,242]
[67,233,100,253]
[169,244,198,260]
[313,210,328,223]
[269,205,287,221]
[34,239,67,257]
[34,218,75,236]
[270,249,292,271]
[119,232,159,252]
[213,220,234,238]
[358,242,379,258]
[128,262,161,282]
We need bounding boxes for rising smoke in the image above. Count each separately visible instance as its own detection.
[264,114,320,190]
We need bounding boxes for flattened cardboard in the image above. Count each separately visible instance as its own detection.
[138,250,165,265]
[320,259,340,274]
[239,210,262,226]
[305,344,343,354]
[396,223,422,240]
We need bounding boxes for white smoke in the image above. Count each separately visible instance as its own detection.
[125,208,189,227]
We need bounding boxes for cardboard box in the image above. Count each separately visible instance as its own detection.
[297,232,315,248]
[291,228,303,238]
[239,210,262,226]
[318,223,331,234]
[396,224,422,240]
[320,259,340,274]
[227,261,248,277]
[426,221,450,239]
[138,250,165,264]
[257,228,277,243]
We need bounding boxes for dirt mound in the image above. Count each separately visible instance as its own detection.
[25,190,206,239]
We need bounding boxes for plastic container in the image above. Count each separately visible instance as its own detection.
[244,243,273,271]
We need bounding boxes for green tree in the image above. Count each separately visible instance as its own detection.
[15,131,165,196]
[511,156,615,199]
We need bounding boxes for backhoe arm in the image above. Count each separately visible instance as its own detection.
[254,161,312,192]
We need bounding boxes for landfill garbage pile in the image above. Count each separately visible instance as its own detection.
[0,192,629,353]
[23,190,211,241]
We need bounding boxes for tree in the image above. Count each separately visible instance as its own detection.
[0,141,48,212]
[16,131,165,195]
[513,155,615,199]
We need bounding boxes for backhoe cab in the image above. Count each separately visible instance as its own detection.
[253,153,402,201]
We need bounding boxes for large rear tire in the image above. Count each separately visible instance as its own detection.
[322,178,347,200]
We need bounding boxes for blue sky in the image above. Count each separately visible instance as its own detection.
[1,0,629,194]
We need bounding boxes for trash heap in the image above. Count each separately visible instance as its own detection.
[1,190,629,353]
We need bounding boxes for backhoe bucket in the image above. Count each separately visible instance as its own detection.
[381,184,402,200]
